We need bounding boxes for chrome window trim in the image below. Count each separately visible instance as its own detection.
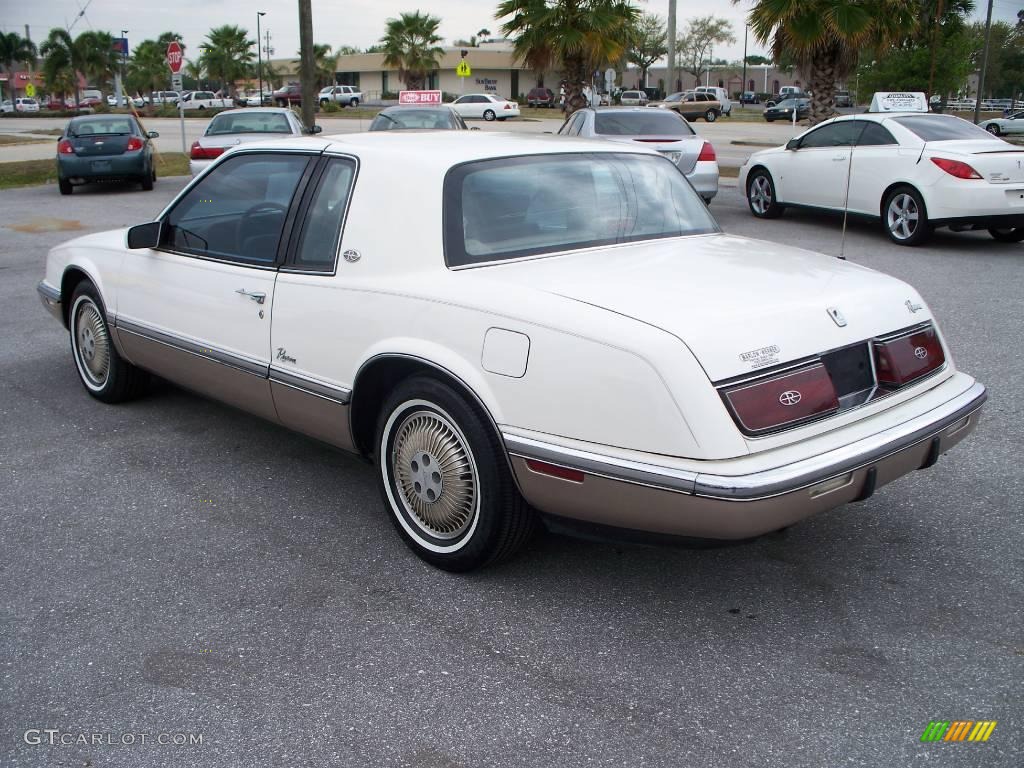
[268,366,351,404]
[505,381,986,502]
[115,317,268,378]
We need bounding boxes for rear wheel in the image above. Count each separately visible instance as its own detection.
[483,109,496,121]
[375,376,535,571]
[883,187,931,246]
[746,169,783,219]
[319,99,329,107]
[704,109,718,122]
[349,98,359,108]
[58,177,72,195]
[69,282,148,403]
[986,124,1001,136]
[141,166,154,190]
[988,227,1024,242]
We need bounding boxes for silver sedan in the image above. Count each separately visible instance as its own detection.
[555,107,720,203]
[188,108,317,176]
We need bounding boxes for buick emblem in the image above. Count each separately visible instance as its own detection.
[827,307,847,327]
[779,390,802,406]
[905,299,923,313]
[342,249,361,263]
[914,346,928,359]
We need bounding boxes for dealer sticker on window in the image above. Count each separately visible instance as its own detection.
[739,344,781,370]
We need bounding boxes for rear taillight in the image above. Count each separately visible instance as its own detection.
[722,363,839,435]
[504,102,512,110]
[873,326,945,387]
[57,139,75,155]
[190,141,225,160]
[126,136,144,152]
[697,141,716,162]
[930,157,981,180]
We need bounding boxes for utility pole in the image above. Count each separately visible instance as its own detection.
[741,25,748,104]
[298,0,315,129]
[119,28,128,107]
[666,0,676,97]
[973,0,994,124]
[257,11,266,106]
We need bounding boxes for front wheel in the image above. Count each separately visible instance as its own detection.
[746,169,783,219]
[989,227,1024,242]
[704,109,718,122]
[319,99,329,107]
[69,282,148,403]
[349,98,359,108]
[375,376,535,571]
[483,109,496,122]
[883,187,932,246]
[986,124,1000,136]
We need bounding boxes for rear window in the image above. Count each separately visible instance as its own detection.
[206,112,292,134]
[444,153,718,267]
[892,115,999,142]
[594,111,693,136]
[370,109,454,130]
[70,118,135,136]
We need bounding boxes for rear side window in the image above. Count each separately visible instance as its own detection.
[164,153,310,265]
[291,158,357,271]
[856,122,897,146]
[444,153,718,267]
[893,115,998,142]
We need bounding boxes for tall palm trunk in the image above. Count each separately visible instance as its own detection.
[563,54,589,114]
[808,53,838,125]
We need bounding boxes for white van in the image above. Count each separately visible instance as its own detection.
[695,86,732,116]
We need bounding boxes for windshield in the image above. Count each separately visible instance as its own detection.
[444,153,718,267]
[594,111,694,136]
[893,115,1000,142]
[70,118,134,136]
[664,92,684,102]
[370,109,456,130]
[206,113,292,134]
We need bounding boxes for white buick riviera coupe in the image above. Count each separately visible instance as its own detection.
[38,133,987,571]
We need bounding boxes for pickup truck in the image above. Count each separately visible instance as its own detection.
[178,91,232,110]
[318,85,361,107]
[273,84,303,107]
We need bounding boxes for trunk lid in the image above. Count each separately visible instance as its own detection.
[927,140,1024,183]
[600,135,704,173]
[485,234,926,382]
[71,133,131,156]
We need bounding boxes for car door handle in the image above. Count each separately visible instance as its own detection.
[235,289,266,305]
[832,155,848,161]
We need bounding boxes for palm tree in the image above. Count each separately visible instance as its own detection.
[741,0,919,124]
[40,29,83,106]
[126,40,169,103]
[380,11,444,90]
[199,25,254,98]
[310,43,336,87]
[76,30,122,94]
[0,32,38,101]
[498,0,639,114]
[184,58,204,90]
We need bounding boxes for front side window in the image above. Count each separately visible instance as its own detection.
[163,153,310,265]
[799,121,862,148]
[444,153,718,267]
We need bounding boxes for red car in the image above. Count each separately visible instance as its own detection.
[273,84,302,107]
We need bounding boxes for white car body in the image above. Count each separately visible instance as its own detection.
[978,111,1024,137]
[150,91,181,106]
[619,90,649,106]
[318,85,362,107]
[739,112,1024,244]
[450,93,520,121]
[6,97,40,113]
[695,86,732,116]
[178,91,233,111]
[188,107,308,176]
[37,132,985,568]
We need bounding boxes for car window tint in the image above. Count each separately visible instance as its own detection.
[892,115,998,141]
[164,153,309,265]
[799,122,861,148]
[292,159,356,270]
[445,153,718,267]
[71,118,135,135]
[594,111,693,136]
[207,113,292,134]
[856,122,897,146]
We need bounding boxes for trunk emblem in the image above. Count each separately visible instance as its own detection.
[827,307,847,327]
[779,390,802,406]
[905,299,923,313]
[914,346,928,359]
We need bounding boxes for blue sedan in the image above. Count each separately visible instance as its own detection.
[57,115,159,195]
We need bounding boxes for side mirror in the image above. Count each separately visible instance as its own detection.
[307,125,322,134]
[786,138,800,151]
[147,130,159,138]
[470,127,480,131]
[127,221,162,250]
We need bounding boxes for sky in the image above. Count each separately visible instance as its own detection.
[1,0,1020,66]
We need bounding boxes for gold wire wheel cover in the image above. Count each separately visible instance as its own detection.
[73,298,110,388]
[391,408,477,540]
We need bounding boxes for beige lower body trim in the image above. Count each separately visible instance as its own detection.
[511,411,979,539]
[270,381,356,451]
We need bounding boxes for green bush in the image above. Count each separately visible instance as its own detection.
[322,101,340,113]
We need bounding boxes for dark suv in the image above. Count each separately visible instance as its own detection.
[527,87,556,108]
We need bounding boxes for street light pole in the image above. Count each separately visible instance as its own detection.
[257,12,266,106]
[973,0,994,124]
[120,28,128,107]
[741,25,748,105]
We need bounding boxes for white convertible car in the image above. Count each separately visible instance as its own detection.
[38,133,986,571]
[740,112,1024,245]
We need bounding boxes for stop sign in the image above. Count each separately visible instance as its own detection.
[166,41,183,74]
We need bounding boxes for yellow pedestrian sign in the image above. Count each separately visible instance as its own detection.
[24,82,36,97]
[456,60,471,78]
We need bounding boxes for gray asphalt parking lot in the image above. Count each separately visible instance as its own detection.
[1,176,1021,767]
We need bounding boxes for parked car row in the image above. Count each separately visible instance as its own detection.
[37,125,989,571]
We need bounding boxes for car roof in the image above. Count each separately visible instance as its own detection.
[212,107,295,116]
